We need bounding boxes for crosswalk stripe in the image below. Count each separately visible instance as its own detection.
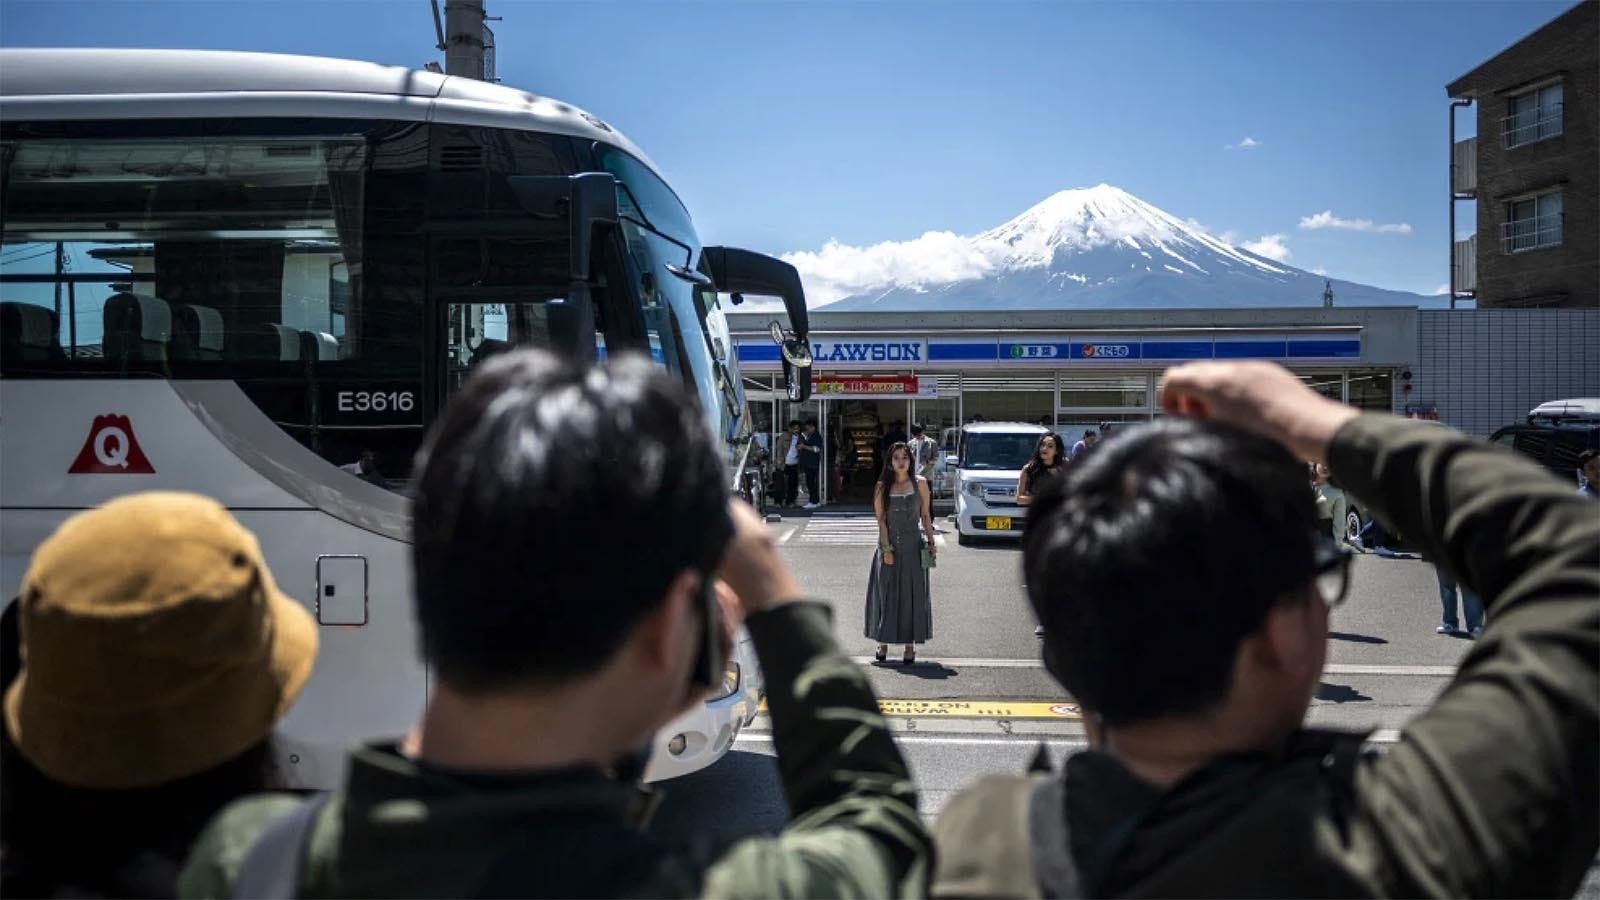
[787,514,960,548]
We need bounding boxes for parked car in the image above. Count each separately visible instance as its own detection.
[952,422,1049,545]
[1489,398,1600,486]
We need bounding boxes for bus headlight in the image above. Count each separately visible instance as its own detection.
[709,660,741,702]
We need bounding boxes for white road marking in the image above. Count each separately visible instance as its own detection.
[735,730,1403,748]
[1321,664,1457,677]
[736,733,1079,748]
[795,516,883,546]
[787,512,952,549]
[845,656,1457,677]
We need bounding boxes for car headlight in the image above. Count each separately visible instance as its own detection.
[709,660,741,702]
[965,481,985,497]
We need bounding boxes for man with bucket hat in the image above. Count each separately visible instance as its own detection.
[1,491,317,898]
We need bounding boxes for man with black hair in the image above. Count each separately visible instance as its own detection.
[799,419,824,508]
[1069,429,1097,460]
[181,350,930,898]
[934,361,1597,898]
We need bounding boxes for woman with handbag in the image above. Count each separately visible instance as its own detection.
[865,442,937,665]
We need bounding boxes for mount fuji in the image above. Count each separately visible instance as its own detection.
[804,185,1438,311]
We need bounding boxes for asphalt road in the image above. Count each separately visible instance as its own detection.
[648,509,1599,897]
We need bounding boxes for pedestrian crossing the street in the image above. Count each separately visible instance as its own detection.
[780,513,947,547]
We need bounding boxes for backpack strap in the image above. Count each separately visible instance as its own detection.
[1027,776,1081,898]
[233,792,331,900]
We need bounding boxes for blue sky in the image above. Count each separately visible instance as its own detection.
[0,0,1574,297]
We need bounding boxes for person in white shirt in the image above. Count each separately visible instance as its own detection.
[909,424,937,482]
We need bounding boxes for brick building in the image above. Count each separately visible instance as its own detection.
[1448,0,1598,308]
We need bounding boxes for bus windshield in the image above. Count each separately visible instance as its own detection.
[600,148,745,460]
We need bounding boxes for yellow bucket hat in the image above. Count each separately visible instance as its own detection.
[4,492,318,789]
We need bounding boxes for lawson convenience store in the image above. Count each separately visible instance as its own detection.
[730,306,1418,504]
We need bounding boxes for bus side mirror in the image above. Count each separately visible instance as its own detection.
[782,355,812,402]
[701,246,810,343]
[507,173,619,361]
[703,246,812,401]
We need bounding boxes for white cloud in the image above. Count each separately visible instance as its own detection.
[1312,266,1329,276]
[1433,283,1451,295]
[779,231,995,306]
[1241,233,1291,262]
[1226,136,1263,151]
[1299,210,1413,234]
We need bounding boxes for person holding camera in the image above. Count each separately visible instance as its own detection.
[181,350,930,898]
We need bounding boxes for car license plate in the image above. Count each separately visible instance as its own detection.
[985,516,1012,530]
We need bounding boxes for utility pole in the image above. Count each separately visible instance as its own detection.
[444,0,486,79]
[1322,279,1335,308]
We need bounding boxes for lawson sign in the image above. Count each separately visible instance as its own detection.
[809,339,927,364]
[736,335,1361,367]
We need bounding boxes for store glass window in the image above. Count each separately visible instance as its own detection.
[1347,372,1393,412]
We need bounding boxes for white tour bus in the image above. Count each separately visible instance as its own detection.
[0,48,816,786]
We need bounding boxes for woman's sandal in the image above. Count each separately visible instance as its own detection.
[902,648,916,666]
[874,645,888,663]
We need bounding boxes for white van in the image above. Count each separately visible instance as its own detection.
[952,422,1049,544]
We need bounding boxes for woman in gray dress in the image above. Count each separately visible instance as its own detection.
[866,442,937,664]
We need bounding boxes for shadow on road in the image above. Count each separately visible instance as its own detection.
[1328,631,1389,645]
[956,539,1024,552]
[1316,681,1374,703]
[870,660,959,679]
[649,749,790,842]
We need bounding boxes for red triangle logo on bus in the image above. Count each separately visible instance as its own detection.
[68,415,156,475]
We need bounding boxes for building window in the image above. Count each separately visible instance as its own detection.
[1502,82,1563,148]
[1346,372,1392,413]
[1502,190,1563,253]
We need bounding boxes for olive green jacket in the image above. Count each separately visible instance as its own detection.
[934,414,1599,898]
[179,602,930,898]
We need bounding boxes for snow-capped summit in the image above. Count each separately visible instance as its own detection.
[974,184,1286,276]
[797,185,1434,311]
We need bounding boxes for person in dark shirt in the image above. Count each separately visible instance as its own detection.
[182,351,929,899]
[934,361,1597,898]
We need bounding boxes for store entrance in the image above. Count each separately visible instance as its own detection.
[833,398,913,504]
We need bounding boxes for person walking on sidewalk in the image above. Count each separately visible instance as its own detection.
[866,443,937,665]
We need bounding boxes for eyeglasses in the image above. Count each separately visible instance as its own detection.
[1312,540,1354,608]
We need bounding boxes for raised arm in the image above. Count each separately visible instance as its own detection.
[1160,361,1599,898]
[706,501,930,897]
[1328,415,1598,897]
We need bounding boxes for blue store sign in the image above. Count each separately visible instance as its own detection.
[737,336,1361,366]
[809,339,927,363]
